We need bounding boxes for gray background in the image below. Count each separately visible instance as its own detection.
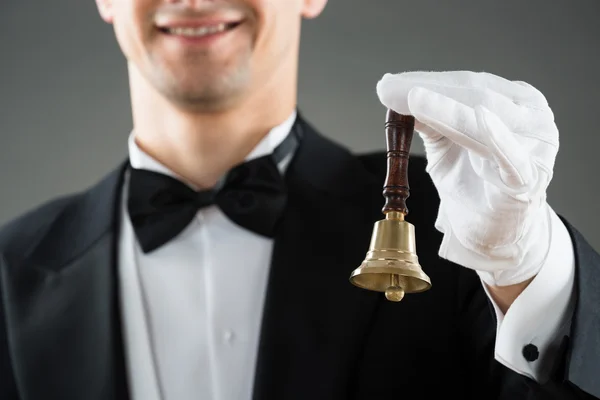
[1,0,599,249]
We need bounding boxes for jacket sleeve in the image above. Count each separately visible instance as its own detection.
[548,217,600,398]
[456,216,600,399]
[0,260,21,400]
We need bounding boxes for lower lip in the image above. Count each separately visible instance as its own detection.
[158,25,239,47]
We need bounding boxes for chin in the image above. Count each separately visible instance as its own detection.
[160,84,242,112]
[161,69,251,110]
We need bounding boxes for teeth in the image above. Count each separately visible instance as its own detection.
[166,23,229,37]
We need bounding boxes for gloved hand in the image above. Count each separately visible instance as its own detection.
[376,71,559,287]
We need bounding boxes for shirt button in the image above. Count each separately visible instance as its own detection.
[522,344,539,362]
[223,330,235,344]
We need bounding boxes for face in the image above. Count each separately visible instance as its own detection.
[96,0,327,111]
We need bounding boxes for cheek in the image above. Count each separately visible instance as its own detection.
[112,1,152,61]
[252,0,300,53]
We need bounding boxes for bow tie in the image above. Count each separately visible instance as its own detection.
[127,129,300,253]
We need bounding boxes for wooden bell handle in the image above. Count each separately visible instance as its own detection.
[382,109,414,216]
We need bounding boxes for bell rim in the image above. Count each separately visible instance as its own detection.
[349,266,432,294]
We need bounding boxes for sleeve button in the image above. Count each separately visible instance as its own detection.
[522,344,539,362]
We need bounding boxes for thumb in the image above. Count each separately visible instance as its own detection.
[377,76,448,162]
[377,75,444,145]
[376,73,411,115]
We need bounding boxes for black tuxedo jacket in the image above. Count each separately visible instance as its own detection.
[1,116,599,400]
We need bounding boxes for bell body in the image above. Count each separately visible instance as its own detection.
[349,212,431,301]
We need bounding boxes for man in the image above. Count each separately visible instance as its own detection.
[0,0,598,399]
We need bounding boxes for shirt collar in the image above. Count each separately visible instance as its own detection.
[127,110,298,180]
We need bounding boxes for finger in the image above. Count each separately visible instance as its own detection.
[377,73,557,141]
[474,105,534,190]
[412,122,451,172]
[414,121,444,146]
[378,71,549,109]
[407,86,491,159]
[381,80,550,135]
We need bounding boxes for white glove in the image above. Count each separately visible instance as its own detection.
[376,71,559,287]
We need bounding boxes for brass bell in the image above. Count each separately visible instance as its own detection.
[349,110,431,302]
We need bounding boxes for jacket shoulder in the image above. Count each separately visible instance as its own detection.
[0,193,83,263]
[0,163,125,267]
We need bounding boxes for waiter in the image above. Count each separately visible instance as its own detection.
[0,0,598,399]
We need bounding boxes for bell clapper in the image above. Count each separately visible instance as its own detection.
[384,211,406,301]
[385,274,405,302]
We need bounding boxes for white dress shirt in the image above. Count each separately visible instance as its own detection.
[117,110,575,400]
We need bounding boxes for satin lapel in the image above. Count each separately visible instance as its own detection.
[0,164,130,400]
[252,118,383,400]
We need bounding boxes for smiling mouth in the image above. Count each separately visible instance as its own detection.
[158,22,242,38]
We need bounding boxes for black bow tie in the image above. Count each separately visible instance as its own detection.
[127,129,300,253]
